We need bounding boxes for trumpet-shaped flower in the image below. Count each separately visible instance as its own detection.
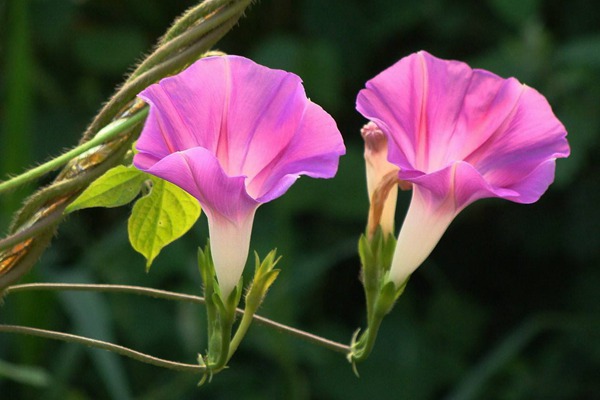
[356,51,570,286]
[134,55,345,297]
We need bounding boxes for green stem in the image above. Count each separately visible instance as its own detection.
[0,126,139,290]
[2,0,33,215]
[350,315,384,363]
[0,324,203,373]
[212,312,234,370]
[3,283,351,355]
[0,108,148,195]
[227,304,257,360]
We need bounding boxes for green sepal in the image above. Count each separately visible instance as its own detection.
[65,165,147,213]
[197,244,215,294]
[211,279,241,318]
[380,232,397,273]
[374,276,408,319]
[196,355,209,387]
[211,291,227,316]
[350,227,402,365]
[197,241,244,375]
[245,250,281,313]
[128,176,201,270]
[358,228,397,293]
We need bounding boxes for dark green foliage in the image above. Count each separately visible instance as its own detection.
[1,0,599,399]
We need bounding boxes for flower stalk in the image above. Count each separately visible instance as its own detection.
[350,50,569,369]
[349,228,406,368]
[196,244,281,383]
[228,250,280,358]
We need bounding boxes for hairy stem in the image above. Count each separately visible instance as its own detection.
[0,109,148,195]
[129,0,253,81]
[80,0,251,144]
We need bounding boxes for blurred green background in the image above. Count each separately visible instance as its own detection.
[1,0,599,399]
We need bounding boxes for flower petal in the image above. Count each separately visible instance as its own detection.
[135,147,259,298]
[357,51,570,286]
[134,55,346,296]
[357,51,569,207]
[250,100,346,203]
[136,55,345,203]
[135,147,258,225]
[404,161,518,211]
[389,185,456,285]
[463,86,569,202]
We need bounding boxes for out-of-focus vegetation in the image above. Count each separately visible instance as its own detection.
[1,0,599,399]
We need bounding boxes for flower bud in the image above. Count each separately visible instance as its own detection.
[361,122,401,238]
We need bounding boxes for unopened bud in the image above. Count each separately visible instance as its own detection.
[361,122,402,238]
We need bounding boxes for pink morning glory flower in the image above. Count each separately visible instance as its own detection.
[356,51,570,286]
[134,55,345,297]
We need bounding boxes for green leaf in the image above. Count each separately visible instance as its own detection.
[65,165,147,213]
[128,177,201,270]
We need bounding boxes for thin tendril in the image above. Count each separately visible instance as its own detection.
[3,283,351,355]
[0,324,204,373]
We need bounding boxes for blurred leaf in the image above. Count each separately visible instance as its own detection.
[369,0,423,41]
[472,21,550,84]
[176,302,205,355]
[251,34,344,112]
[31,0,75,49]
[564,175,600,263]
[425,289,486,363]
[558,35,600,68]
[553,89,600,184]
[66,165,147,213]
[128,177,201,269]
[74,27,147,74]
[446,316,549,400]
[488,0,540,26]
[276,145,367,220]
[55,271,132,400]
[0,358,50,387]
[300,0,364,78]
[1,0,34,218]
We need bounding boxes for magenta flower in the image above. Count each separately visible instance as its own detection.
[134,55,345,297]
[356,51,570,286]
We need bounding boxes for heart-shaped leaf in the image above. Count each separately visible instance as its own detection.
[128,177,201,270]
[65,165,147,213]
